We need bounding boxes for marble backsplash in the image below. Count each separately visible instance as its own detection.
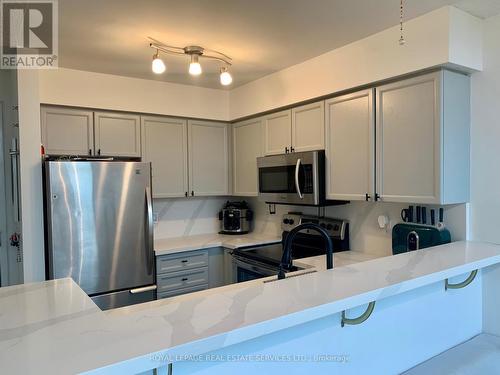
[153,196,467,257]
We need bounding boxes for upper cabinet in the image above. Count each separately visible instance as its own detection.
[41,106,141,158]
[325,90,375,201]
[94,111,141,157]
[232,117,263,196]
[41,106,94,156]
[376,71,469,204]
[141,115,188,198]
[292,101,325,152]
[188,120,230,196]
[263,110,292,155]
[263,102,325,156]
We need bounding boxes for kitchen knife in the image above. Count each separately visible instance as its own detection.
[416,206,421,223]
[437,208,445,230]
[430,209,436,226]
[422,207,427,225]
[408,206,414,222]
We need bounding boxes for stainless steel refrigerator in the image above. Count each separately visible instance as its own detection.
[44,160,156,310]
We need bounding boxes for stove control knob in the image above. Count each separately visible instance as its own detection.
[334,224,339,231]
[283,218,290,224]
[289,219,295,225]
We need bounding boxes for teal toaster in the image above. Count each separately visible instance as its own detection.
[392,223,451,255]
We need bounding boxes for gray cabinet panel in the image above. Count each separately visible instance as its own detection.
[156,250,209,274]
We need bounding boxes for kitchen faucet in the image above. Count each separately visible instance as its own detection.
[277,222,334,280]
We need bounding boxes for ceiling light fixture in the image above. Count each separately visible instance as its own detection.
[219,66,232,86]
[148,37,233,85]
[151,49,166,74]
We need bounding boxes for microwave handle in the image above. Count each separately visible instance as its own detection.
[295,158,304,199]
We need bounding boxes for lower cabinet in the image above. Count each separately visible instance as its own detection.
[156,247,227,300]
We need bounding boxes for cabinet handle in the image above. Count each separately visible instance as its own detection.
[185,192,188,197]
[88,149,92,156]
[285,147,289,153]
[97,149,101,155]
[191,191,194,197]
[181,260,188,263]
[365,193,371,201]
[374,193,380,201]
[181,278,188,281]
[290,146,295,153]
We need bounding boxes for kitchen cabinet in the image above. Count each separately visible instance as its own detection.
[41,106,94,156]
[376,70,470,204]
[291,101,325,152]
[141,115,188,198]
[263,102,325,156]
[325,90,375,201]
[94,111,141,157]
[263,109,292,155]
[232,117,263,196]
[188,120,230,196]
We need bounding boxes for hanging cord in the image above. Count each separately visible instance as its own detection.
[399,0,406,45]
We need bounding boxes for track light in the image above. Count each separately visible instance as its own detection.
[151,50,166,74]
[219,67,233,86]
[189,54,202,76]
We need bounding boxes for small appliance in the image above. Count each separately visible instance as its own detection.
[257,150,347,206]
[392,223,451,254]
[218,201,253,234]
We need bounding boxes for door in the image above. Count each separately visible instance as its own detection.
[292,101,325,152]
[376,72,441,203]
[188,120,229,196]
[263,109,292,155]
[94,111,141,157]
[141,115,188,198]
[325,90,375,201]
[41,106,94,156]
[232,117,263,196]
[45,161,154,295]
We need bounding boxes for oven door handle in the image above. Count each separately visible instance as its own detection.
[295,158,304,199]
[232,255,279,276]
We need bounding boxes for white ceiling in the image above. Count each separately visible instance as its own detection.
[59,0,499,89]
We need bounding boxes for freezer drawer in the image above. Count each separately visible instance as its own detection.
[156,250,208,274]
[91,286,156,310]
[157,267,209,293]
[157,284,208,300]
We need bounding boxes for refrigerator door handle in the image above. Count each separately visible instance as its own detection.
[129,284,157,294]
[145,186,154,275]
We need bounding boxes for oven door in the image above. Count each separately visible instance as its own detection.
[232,255,278,283]
[257,151,320,205]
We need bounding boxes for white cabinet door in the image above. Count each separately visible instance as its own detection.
[325,90,375,201]
[292,101,325,152]
[94,111,141,157]
[376,72,441,203]
[232,117,263,196]
[263,110,292,155]
[188,120,229,196]
[141,116,188,198]
[41,106,94,156]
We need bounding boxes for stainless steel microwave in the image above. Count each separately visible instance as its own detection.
[257,150,337,206]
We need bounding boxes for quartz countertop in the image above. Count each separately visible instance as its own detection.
[2,241,500,374]
[154,232,282,256]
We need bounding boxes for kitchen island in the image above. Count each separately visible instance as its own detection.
[1,241,500,374]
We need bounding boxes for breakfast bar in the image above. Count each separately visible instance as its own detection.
[1,241,500,374]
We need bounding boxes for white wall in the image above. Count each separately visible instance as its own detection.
[229,6,482,119]
[153,197,228,239]
[39,68,230,121]
[17,70,45,282]
[469,13,500,243]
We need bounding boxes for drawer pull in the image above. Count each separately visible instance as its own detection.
[182,278,188,281]
[181,260,188,263]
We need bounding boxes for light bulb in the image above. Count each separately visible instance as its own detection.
[189,55,202,76]
[219,67,232,86]
[151,52,166,74]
